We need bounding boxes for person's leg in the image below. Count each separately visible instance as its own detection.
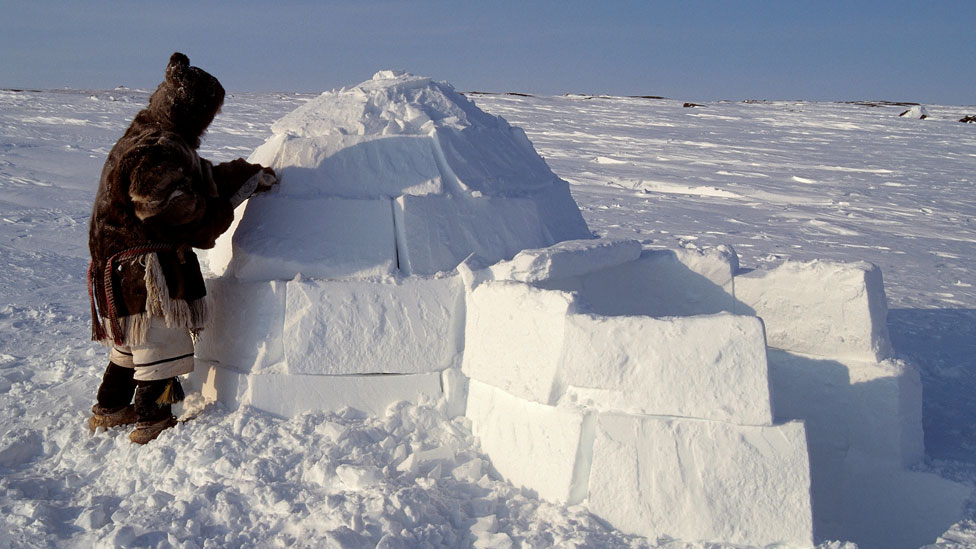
[89,350,139,432]
[128,318,194,444]
[95,360,136,409]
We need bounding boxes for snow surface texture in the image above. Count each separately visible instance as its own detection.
[0,84,973,548]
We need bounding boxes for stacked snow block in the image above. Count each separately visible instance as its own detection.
[192,275,464,417]
[735,260,969,549]
[525,241,739,318]
[461,274,815,547]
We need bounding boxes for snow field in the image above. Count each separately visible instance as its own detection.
[4,80,973,547]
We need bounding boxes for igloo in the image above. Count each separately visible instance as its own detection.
[188,71,967,548]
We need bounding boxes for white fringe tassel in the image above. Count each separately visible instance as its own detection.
[93,252,211,347]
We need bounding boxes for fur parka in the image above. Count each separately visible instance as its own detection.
[88,52,271,346]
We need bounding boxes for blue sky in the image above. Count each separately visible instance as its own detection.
[1,1,973,104]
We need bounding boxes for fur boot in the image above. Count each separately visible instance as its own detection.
[129,377,182,444]
[89,362,138,432]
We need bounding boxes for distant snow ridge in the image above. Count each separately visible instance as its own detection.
[206,70,589,280]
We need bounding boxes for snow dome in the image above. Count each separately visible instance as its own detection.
[205,70,591,281]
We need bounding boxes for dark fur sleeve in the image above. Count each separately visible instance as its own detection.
[125,148,235,249]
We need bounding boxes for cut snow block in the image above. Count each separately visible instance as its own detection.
[487,238,641,284]
[264,134,445,199]
[248,372,443,418]
[194,278,285,373]
[394,194,553,275]
[210,195,397,281]
[589,414,814,547]
[431,125,557,196]
[734,260,892,361]
[283,276,463,375]
[461,282,577,403]
[557,312,773,425]
[827,456,969,549]
[189,361,249,409]
[766,349,924,469]
[465,380,593,504]
[540,246,737,318]
[190,363,443,418]
[529,179,593,245]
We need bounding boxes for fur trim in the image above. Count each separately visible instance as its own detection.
[144,252,211,331]
[95,312,154,347]
[93,250,211,348]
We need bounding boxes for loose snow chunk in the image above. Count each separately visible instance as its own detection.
[487,239,641,283]
[283,276,463,375]
[394,194,553,276]
[734,260,892,361]
[465,380,593,504]
[557,312,772,425]
[210,195,397,281]
[194,278,285,373]
[540,246,737,318]
[589,414,813,547]
[462,282,577,403]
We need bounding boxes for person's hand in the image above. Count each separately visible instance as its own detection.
[252,167,278,194]
[228,167,278,208]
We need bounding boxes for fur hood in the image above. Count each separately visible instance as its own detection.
[145,52,225,149]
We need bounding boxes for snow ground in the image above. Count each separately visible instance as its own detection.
[0,87,973,547]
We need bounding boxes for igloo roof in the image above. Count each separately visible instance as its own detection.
[206,71,591,280]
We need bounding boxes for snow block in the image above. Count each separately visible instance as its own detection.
[208,195,397,281]
[191,363,443,418]
[557,312,773,425]
[463,282,770,422]
[257,134,446,199]
[431,125,557,196]
[588,414,814,547]
[539,246,737,318]
[393,193,553,275]
[734,260,892,361]
[465,380,593,504]
[486,238,641,284]
[283,276,463,375]
[767,349,923,468]
[827,457,969,549]
[461,282,577,403]
[530,179,593,245]
[761,349,967,548]
[194,278,285,374]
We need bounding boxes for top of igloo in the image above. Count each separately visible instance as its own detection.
[268,70,499,139]
[207,71,591,280]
